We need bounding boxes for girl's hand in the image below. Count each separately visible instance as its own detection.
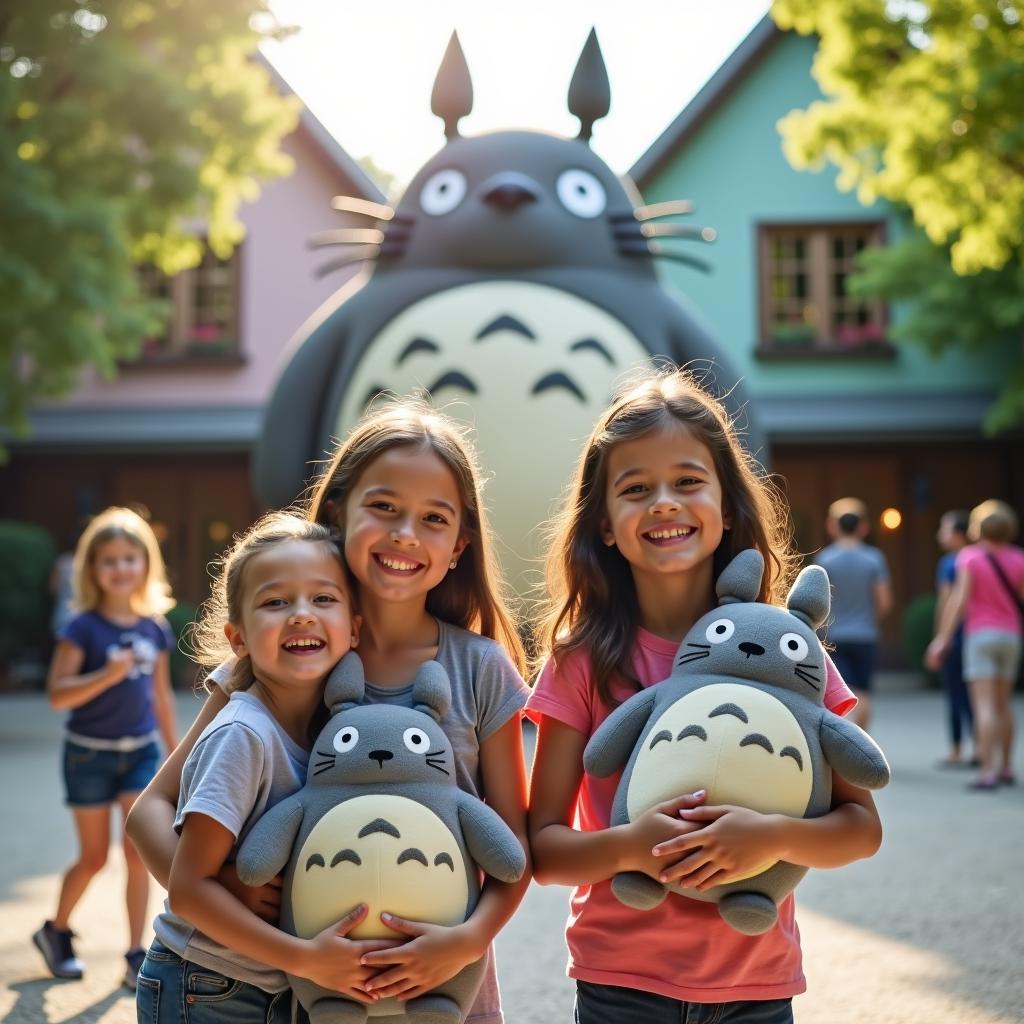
[653,805,783,890]
[360,914,483,1001]
[215,863,282,925]
[104,647,135,684]
[924,636,947,673]
[300,905,402,1002]
[618,792,707,878]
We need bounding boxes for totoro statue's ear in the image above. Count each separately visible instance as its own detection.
[568,28,610,143]
[716,548,764,605]
[325,651,365,712]
[787,565,831,629]
[411,660,452,722]
[431,31,473,140]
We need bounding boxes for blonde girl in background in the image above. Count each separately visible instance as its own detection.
[137,512,377,1024]
[527,370,882,1024]
[127,399,530,1024]
[34,507,178,989]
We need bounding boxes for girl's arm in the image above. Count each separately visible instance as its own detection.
[925,568,971,670]
[528,717,705,887]
[151,651,178,755]
[170,813,387,1002]
[360,716,534,1001]
[46,640,133,712]
[125,686,228,887]
[655,774,882,890]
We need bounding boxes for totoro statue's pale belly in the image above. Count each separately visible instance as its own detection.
[626,684,813,883]
[335,281,651,595]
[291,794,470,941]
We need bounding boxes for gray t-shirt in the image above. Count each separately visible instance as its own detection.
[153,690,309,992]
[208,620,529,1022]
[816,541,890,644]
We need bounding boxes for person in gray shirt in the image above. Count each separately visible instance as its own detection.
[815,498,892,732]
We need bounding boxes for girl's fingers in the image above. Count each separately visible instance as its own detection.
[331,903,368,936]
[678,805,729,822]
[380,912,426,936]
[364,970,411,996]
[659,850,710,883]
[695,869,729,892]
[360,947,407,967]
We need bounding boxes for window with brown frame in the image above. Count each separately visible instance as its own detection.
[757,223,888,353]
[135,242,241,363]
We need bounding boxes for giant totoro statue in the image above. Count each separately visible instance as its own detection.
[255,30,760,591]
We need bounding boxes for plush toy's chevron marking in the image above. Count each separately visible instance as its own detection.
[236,653,526,1023]
[584,548,890,935]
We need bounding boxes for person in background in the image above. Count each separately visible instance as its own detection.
[815,498,892,733]
[933,510,975,768]
[927,499,1024,790]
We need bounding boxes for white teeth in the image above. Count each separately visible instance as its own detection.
[285,638,323,649]
[647,527,694,540]
[379,556,419,571]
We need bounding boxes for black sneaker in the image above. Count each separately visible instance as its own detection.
[32,921,84,979]
[123,947,146,990]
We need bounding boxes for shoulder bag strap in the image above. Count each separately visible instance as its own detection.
[983,550,1024,620]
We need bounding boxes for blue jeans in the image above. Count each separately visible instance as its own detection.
[63,739,160,806]
[574,980,793,1024]
[137,940,291,1024]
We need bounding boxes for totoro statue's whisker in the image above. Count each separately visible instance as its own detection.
[633,199,695,220]
[619,244,711,274]
[309,228,385,249]
[331,195,395,220]
[639,223,717,243]
[315,247,381,279]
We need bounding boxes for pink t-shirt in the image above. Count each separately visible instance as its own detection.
[527,627,856,1003]
[957,544,1024,636]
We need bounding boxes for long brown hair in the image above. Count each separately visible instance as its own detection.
[188,512,346,694]
[537,368,796,706]
[306,398,525,674]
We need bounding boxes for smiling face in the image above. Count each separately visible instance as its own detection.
[342,444,468,609]
[226,540,358,693]
[92,536,148,608]
[602,420,728,590]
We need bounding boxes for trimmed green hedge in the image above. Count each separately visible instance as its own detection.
[0,520,57,672]
[902,592,938,686]
[165,601,200,689]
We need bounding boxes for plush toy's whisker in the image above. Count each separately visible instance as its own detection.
[425,749,447,758]
[312,763,336,776]
[315,749,335,758]
[794,667,821,690]
[426,758,450,775]
[676,650,710,665]
[308,228,386,249]
[315,247,381,279]
[686,641,712,649]
[617,244,712,273]
[632,199,695,220]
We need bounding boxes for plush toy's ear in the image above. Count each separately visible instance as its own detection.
[716,548,764,605]
[568,28,610,142]
[431,31,473,140]
[325,651,365,712]
[411,660,452,722]
[787,565,831,629]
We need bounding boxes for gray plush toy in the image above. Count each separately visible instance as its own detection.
[583,548,890,935]
[235,653,526,1024]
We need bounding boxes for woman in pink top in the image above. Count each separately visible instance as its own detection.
[527,371,883,1024]
[928,499,1024,790]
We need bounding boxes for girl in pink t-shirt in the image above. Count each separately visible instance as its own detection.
[527,370,882,1024]
[927,499,1024,790]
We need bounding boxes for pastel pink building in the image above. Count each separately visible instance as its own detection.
[1,73,385,605]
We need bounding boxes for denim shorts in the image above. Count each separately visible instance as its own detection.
[964,629,1022,683]
[63,739,160,807]
[137,940,291,1024]
[575,980,793,1024]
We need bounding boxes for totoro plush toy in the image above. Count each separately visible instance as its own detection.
[235,653,526,1024]
[583,548,890,936]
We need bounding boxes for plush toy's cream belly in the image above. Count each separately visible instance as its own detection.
[292,794,469,940]
[335,281,650,596]
[626,684,813,882]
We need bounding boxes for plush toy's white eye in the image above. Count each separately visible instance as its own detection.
[333,726,360,753]
[420,169,467,215]
[556,169,606,218]
[779,633,809,662]
[705,618,735,644]
[403,727,431,753]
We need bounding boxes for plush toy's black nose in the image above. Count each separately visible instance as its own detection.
[738,642,765,658]
[481,173,539,212]
[369,750,394,767]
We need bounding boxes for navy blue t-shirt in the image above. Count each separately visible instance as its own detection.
[59,611,174,740]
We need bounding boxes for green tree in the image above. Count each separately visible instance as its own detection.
[849,233,1024,432]
[774,0,1024,275]
[1,2,299,439]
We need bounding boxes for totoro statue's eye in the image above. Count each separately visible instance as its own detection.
[779,633,809,662]
[333,726,360,753]
[420,169,467,216]
[556,169,606,218]
[403,727,430,753]
[705,618,735,644]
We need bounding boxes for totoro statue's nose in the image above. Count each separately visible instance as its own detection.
[481,172,539,212]
[369,749,394,767]
[738,642,765,658]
